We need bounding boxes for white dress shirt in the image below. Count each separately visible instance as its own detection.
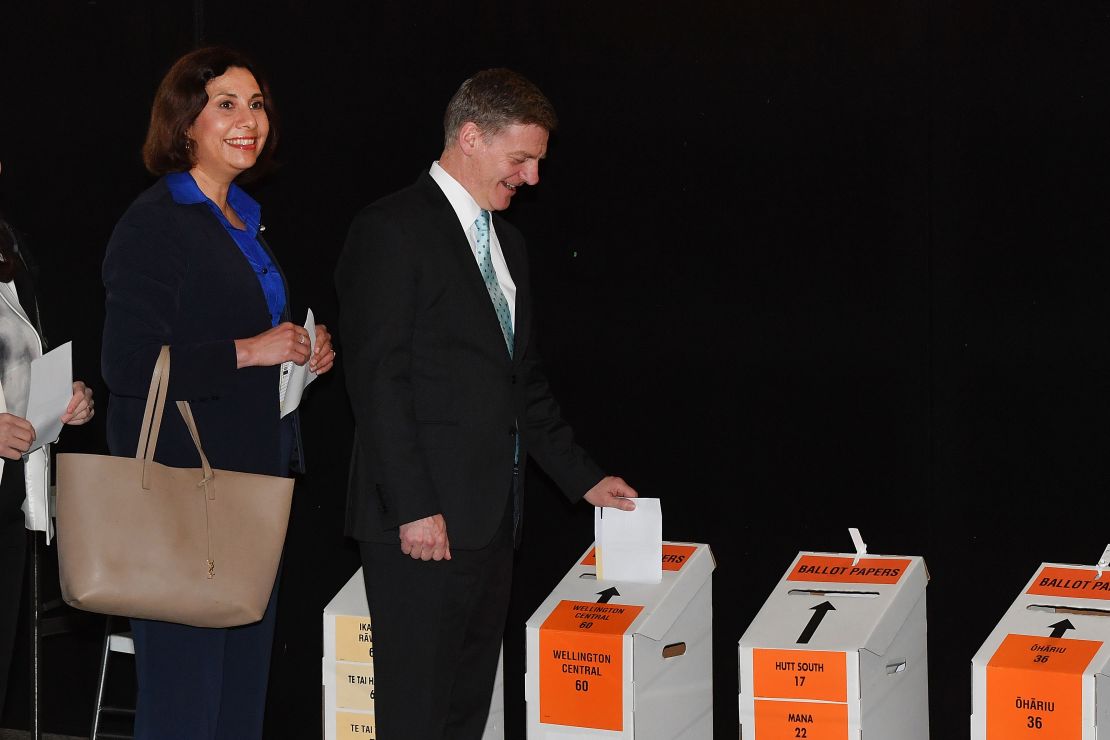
[429,162,517,328]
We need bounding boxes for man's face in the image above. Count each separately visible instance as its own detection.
[468,123,549,211]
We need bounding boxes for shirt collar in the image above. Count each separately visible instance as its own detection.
[429,162,484,235]
[165,171,261,234]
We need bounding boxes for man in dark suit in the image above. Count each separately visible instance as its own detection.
[336,68,638,740]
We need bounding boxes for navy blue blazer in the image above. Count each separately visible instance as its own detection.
[336,172,604,549]
[102,177,301,477]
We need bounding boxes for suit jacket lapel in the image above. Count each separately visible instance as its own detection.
[417,173,521,360]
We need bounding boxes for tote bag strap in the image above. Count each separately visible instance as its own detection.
[137,347,171,489]
[175,400,216,500]
[135,347,215,497]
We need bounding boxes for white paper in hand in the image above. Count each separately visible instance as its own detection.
[279,309,318,418]
[594,497,662,584]
[26,341,72,453]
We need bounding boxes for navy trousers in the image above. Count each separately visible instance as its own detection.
[130,577,279,740]
[130,417,294,740]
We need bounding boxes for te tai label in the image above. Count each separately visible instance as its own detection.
[580,544,698,572]
[986,633,1102,739]
[787,555,911,584]
[335,662,375,711]
[753,649,848,703]
[336,710,375,739]
[539,600,643,731]
[334,616,374,663]
[1026,567,1110,601]
[754,699,848,740]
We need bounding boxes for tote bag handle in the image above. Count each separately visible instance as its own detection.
[135,346,215,495]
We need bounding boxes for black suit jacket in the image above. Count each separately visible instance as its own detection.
[336,171,604,549]
[101,178,301,477]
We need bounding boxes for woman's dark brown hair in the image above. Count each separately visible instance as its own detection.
[142,46,279,179]
[0,219,18,283]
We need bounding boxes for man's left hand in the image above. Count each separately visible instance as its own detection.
[583,476,638,510]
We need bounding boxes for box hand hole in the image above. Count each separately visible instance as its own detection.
[886,659,907,675]
[662,642,686,659]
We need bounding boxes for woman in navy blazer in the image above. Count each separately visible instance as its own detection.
[101,47,334,740]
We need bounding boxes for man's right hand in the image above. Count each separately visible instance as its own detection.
[0,412,35,460]
[399,514,452,561]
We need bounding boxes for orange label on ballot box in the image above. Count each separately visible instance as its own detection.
[1026,567,1110,601]
[754,699,848,740]
[753,649,848,702]
[334,616,374,663]
[335,711,376,739]
[539,600,644,731]
[580,544,698,572]
[986,633,1102,740]
[787,555,911,584]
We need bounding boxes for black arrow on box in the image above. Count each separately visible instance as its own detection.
[1048,619,1075,639]
[596,587,620,603]
[797,601,836,644]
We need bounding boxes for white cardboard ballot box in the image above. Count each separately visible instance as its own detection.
[525,541,715,739]
[972,561,1110,739]
[323,568,505,740]
[738,552,929,740]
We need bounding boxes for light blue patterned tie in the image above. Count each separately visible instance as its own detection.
[474,209,514,357]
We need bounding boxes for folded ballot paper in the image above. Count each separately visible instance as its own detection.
[593,497,662,584]
[279,309,318,418]
[26,341,72,454]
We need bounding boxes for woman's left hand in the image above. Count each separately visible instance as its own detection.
[310,323,336,375]
[61,381,94,425]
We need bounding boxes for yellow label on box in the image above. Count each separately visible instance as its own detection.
[336,711,376,739]
[754,699,848,740]
[336,662,376,711]
[335,615,374,663]
[986,633,1102,740]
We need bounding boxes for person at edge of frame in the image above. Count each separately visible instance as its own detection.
[0,159,96,720]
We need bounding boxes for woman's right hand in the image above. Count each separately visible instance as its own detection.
[234,322,313,369]
[0,413,35,460]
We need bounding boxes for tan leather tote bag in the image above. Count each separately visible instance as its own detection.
[56,346,293,628]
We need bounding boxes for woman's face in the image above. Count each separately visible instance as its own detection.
[187,66,268,183]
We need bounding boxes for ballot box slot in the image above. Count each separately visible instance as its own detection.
[662,642,686,659]
[787,589,880,598]
[578,573,597,580]
[1026,603,1110,617]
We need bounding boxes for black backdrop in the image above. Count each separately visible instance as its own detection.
[2,1,1110,737]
